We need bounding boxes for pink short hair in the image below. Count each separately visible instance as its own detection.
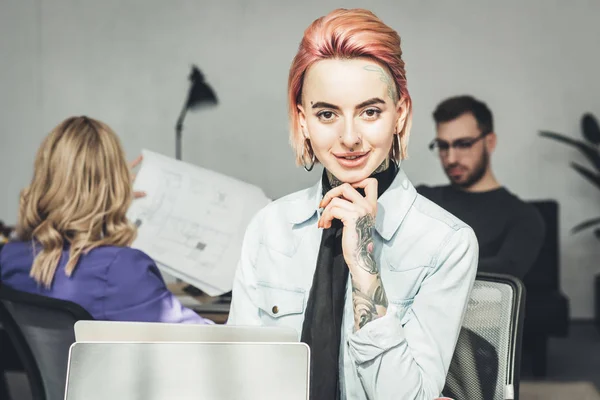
[288,8,413,167]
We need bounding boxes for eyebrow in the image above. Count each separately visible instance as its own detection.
[436,135,480,143]
[311,97,386,110]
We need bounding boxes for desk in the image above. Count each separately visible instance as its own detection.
[168,283,230,324]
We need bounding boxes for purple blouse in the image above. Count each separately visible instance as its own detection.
[0,241,211,324]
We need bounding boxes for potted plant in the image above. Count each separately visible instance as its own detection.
[540,113,600,332]
[539,113,600,239]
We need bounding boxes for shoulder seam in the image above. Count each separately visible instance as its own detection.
[431,226,471,267]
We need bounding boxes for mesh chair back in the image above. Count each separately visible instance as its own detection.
[0,285,93,400]
[444,273,525,400]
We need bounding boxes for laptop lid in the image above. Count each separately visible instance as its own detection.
[64,341,310,400]
[74,320,298,343]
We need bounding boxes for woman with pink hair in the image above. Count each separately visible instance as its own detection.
[228,8,477,399]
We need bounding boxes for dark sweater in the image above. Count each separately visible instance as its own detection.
[416,185,545,280]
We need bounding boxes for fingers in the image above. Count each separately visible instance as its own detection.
[129,154,143,170]
[319,197,355,229]
[320,183,370,210]
[129,155,145,199]
[319,178,379,229]
[319,200,360,229]
[352,178,378,210]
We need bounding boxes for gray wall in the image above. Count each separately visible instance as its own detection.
[1,0,599,318]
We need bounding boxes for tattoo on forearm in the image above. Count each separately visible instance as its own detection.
[363,65,398,102]
[352,286,377,328]
[354,214,377,274]
[352,275,388,329]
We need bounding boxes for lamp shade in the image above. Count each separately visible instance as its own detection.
[186,65,218,110]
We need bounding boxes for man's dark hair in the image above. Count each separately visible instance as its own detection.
[433,95,494,134]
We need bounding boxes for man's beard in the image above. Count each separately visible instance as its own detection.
[446,150,489,189]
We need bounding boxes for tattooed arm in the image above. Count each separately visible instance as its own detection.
[318,178,388,331]
[319,173,479,399]
[350,214,388,330]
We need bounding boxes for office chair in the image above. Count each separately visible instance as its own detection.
[443,272,526,400]
[0,285,93,400]
[523,200,569,377]
[1,322,28,400]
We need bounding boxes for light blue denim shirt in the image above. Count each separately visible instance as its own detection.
[228,167,478,399]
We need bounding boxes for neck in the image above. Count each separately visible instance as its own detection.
[462,168,501,193]
[326,170,344,188]
[326,159,391,188]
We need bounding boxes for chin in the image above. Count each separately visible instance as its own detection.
[450,178,473,189]
[336,170,370,184]
[323,160,380,184]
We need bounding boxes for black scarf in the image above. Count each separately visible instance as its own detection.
[300,160,398,400]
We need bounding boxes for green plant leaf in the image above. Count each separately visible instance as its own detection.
[582,113,600,145]
[570,162,600,191]
[539,131,600,172]
[572,217,600,233]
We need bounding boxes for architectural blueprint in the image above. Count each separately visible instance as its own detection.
[127,150,271,296]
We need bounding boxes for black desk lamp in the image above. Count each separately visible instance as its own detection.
[174,65,224,299]
[175,65,218,160]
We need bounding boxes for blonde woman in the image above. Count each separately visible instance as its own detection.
[0,116,211,324]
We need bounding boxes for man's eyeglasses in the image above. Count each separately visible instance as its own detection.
[428,132,490,156]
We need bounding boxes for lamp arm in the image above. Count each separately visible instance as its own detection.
[175,100,189,161]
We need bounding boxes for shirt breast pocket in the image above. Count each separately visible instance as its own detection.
[256,282,306,332]
[382,251,430,302]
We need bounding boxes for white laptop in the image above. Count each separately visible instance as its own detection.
[74,320,299,343]
[64,341,310,400]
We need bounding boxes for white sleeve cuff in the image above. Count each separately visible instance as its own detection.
[347,304,406,364]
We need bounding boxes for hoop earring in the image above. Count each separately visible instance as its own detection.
[303,153,316,172]
[392,133,401,165]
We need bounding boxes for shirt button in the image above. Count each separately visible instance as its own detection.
[272,305,279,314]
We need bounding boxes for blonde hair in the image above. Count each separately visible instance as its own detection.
[17,116,137,287]
[288,8,413,167]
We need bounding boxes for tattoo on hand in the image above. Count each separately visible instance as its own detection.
[352,275,388,329]
[363,65,398,102]
[354,214,377,274]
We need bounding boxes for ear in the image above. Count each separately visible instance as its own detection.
[394,99,407,132]
[486,132,497,152]
[394,98,410,137]
[297,104,309,139]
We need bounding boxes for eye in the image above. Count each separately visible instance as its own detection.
[362,108,381,119]
[316,111,336,122]
[455,141,474,149]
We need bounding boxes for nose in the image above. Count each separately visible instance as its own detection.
[340,121,361,149]
[443,147,458,164]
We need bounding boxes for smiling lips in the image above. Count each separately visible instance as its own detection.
[334,151,370,168]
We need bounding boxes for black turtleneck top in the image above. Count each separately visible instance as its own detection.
[416,184,545,280]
